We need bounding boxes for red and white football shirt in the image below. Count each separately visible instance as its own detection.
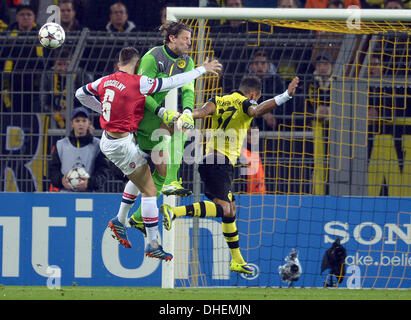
[84,71,161,133]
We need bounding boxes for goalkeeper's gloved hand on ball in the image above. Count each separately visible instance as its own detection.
[158,108,180,127]
[178,112,194,130]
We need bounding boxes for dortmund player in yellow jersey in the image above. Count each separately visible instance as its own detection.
[160,75,299,274]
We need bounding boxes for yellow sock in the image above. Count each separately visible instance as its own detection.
[172,201,224,218]
[222,217,245,264]
[171,205,187,217]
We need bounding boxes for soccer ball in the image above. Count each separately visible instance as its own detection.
[38,22,65,49]
[66,167,90,190]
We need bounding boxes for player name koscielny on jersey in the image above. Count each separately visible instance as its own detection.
[103,80,126,91]
[83,71,164,133]
[76,65,207,133]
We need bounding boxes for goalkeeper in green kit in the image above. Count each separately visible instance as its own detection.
[124,21,202,234]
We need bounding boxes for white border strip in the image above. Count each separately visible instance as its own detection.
[167,7,411,22]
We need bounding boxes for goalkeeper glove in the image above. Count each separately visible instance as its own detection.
[158,108,180,127]
[178,111,194,130]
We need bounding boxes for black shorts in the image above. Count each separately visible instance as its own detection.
[198,153,235,203]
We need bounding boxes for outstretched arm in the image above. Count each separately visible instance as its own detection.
[154,58,222,93]
[153,58,222,127]
[248,77,299,118]
[192,100,217,119]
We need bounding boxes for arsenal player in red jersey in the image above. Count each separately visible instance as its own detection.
[75,47,222,260]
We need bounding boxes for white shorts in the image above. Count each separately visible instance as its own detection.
[100,132,147,176]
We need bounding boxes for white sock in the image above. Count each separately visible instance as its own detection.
[141,196,159,244]
[117,180,140,226]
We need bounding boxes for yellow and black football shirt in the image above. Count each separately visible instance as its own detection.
[205,90,257,165]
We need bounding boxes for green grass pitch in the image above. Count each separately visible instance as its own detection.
[0,285,410,300]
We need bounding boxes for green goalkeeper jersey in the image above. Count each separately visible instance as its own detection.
[136,45,195,151]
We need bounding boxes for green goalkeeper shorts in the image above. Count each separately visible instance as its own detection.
[136,111,170,152]
[136,110,164,151]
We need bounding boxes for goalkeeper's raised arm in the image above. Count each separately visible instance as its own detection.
[156,57,222,126]
[153,57,222,94]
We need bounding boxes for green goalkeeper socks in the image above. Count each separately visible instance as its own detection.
[130,169,165,222]
[163,130,188,186]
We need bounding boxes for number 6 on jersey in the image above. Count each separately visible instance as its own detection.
[102,89,115,122]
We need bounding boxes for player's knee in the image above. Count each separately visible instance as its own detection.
[227,207,236,218]
[155,163,167,177]
[137,183,157,198]
[145,185,157,198]
[218,202,231,218]
[224,204,236,218]
[213,199,234,218]
[231,202,236,216]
